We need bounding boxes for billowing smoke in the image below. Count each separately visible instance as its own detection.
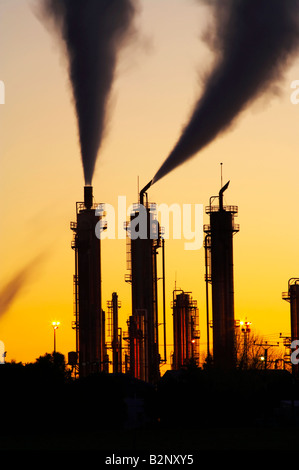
[38,0,138,185]
[0,255,44,318]
[152,0,299,185]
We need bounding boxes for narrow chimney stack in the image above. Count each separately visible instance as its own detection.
[84,185,93,210]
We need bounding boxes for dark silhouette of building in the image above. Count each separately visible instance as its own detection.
[172,290,200,369]
[107,292,122,374]
[125,183,165,383]
[71,186,106,377]
[204,181,239,369]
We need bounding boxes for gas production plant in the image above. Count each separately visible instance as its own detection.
[41,0,299,383]
[68,179,247,381]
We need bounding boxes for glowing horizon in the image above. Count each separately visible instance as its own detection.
[1,0,299,367]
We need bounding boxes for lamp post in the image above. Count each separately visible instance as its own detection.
[235,319,251,369]
[52,321,60,353]
[240,320,251,369]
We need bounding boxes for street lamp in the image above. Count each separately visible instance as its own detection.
[52,321,60,353]
[236,319,252,369]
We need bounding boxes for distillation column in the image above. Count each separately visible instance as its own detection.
[71,186,106,377]
[204,181,239,369]
[125,184,163,383]
[172,290,200,370]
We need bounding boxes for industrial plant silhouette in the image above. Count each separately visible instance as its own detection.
[2,0,299,453]
[69,180,242,379]
[2,179,298,452]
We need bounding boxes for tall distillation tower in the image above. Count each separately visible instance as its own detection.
[204,181,239,369]
[172,290,200,370]
[125,183,166,383]
[71,186,106,377]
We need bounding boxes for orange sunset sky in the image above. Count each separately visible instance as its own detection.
[1,0,299,371]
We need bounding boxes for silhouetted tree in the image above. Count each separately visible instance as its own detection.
[235,330,285,371]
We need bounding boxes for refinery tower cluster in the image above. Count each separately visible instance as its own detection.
[35,0,299,384]
[65,177,297,384]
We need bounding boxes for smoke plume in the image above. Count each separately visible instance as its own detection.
[0,255,44,318]
[38,0,137,185]
[152,0,299,184]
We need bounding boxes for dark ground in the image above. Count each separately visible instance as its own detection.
[1,359,299,454]
[1,426,299,451]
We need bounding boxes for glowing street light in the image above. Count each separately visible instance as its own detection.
[236,318,252,369]
[52,321,60,353]
[240,320,251,332]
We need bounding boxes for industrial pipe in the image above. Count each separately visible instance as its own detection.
[219,180,230,211]
[139,180,152,206]
[204,234,211,361]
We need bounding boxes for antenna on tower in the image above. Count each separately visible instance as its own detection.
[220,162,223,188]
